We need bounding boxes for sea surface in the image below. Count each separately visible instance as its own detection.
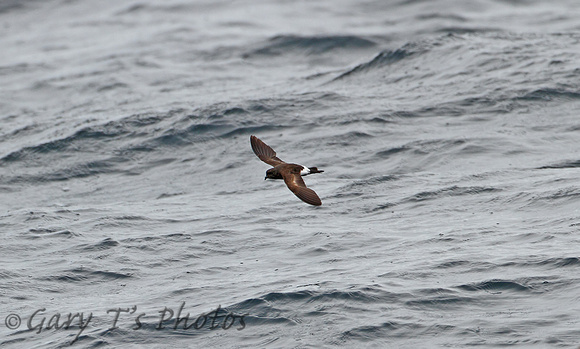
[1,0,580,348]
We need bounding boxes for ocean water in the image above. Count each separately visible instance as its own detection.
[1,0,580,348]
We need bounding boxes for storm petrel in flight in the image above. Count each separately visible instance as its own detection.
[250,135,324,206]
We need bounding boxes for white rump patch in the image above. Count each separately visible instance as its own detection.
[300,166,310,176]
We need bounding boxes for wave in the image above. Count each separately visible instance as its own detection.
[230,287,402,318]
[27,228,77,239]
[435,257,580,271]
[79,237,120,252]
[456,279,531,293]
[0,112,168,164]
[405,186,501,203]
[39,266,132,283]
[1,96,326,166]
[0,103,293,184]
[329,32,580,124]
[341,321,428,342]
[0,0,40,14]
[243,34,377,58]
[514,88,580,102]
[538,160,580,169]
[333,45,419,80]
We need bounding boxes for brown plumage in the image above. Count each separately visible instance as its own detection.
[250,135,323,206]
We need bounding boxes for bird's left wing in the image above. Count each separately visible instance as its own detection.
[250,135,285,166]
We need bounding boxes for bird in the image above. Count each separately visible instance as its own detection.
[250,135,323,206]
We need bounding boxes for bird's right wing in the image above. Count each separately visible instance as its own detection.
[250,135,286,166]
[282,169,322,206]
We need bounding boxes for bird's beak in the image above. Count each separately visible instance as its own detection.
[264,177,267,180]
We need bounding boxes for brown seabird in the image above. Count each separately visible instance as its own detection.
[250,135,323,206]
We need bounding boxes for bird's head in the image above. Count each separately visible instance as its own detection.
[265,168,279,180]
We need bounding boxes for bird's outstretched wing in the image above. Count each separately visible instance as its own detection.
[250,135,286,166]
[282,167,322,206]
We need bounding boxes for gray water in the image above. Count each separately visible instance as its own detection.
[1,0,580,348]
